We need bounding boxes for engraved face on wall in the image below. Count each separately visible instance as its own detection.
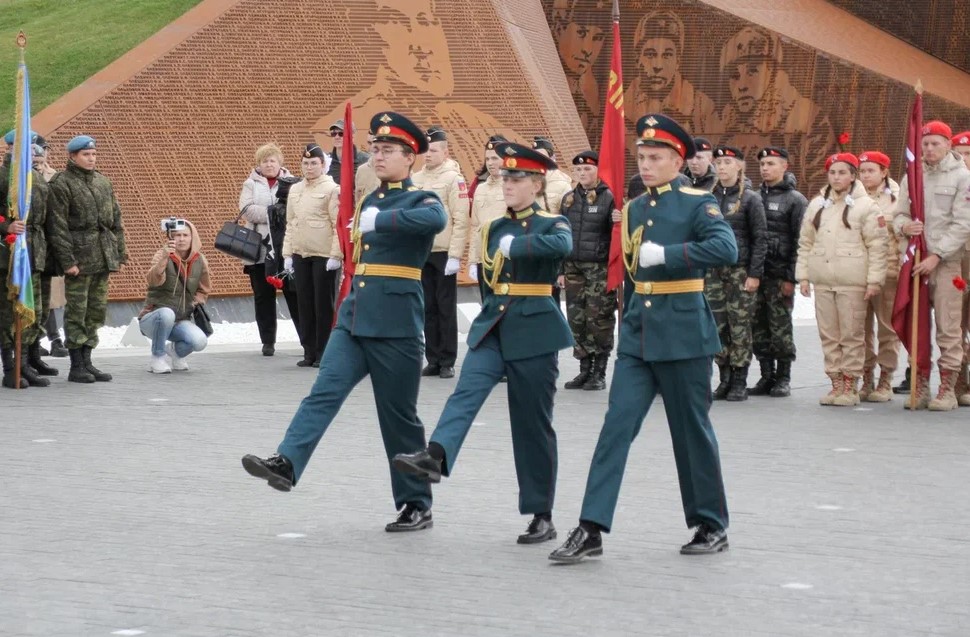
[553,11,606,77]
[727,60,772,114]
[637,36,679,95]
[375,0,454,97]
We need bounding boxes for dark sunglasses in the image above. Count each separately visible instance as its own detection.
[330,131,344,138]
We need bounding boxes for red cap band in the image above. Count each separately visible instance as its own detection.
[374,125,419,152]
[638,129,686,158]
[503,156,548,174]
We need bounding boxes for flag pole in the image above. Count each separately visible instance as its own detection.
[11,33,27,390]
[909,79,924,410]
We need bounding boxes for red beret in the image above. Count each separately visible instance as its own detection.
[922,120,952,139]
[858,151,890,169]
[825,152,859,171]
[951,131,970,147]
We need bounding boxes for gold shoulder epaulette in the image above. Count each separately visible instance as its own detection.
[680,186,709,196]
[536,210,556,217]
[408,186,419,191]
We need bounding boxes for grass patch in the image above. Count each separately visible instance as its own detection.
[0,0,202,129]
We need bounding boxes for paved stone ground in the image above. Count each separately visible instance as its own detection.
[2,326,968,636]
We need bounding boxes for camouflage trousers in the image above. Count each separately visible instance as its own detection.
[563,260,616,359]
[64,273,109,350]
[705,265,756,368]
[752,276,797,362]
[0,272,44,348]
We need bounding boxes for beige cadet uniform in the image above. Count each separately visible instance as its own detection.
[862,178,902,392]
[282,175,341,261]
[544,168,573,216]
[468,174,506,265]
[413,158,469,259]
[355,158,380,204]
[797,181,888,400]
[893,151,970,381]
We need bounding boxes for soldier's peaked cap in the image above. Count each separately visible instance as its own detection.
[369,112,428,154]
[636,113,695,159]
[493,142,557,176]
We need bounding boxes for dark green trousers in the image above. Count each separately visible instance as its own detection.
[64,273,109,349]
[277,327,432,511]
[430,332,559,515]
[580,354,729,532]
[0,272,43,347]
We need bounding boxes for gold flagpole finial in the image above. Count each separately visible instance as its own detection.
[16,30,27,49]
[915,79,923,95]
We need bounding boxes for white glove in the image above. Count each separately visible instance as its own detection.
[639,241,666,267]
[498,235,514,257]
[326,257,342,271]
[359,206,379,233]
[468,264,479,282]
[283,257,293,272]
[445,257,461,276]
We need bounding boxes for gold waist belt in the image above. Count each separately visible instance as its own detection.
[490,282,553,296]
[354,263,422,280]
[633,279,704,295]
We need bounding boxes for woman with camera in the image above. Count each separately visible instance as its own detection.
[138,218,211,374]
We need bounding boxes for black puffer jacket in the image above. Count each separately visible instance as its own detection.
[759,172,808,282]
[714,178,767,278]
[561,181,614,263]
[328,147,371,185]
[685,165,716,191]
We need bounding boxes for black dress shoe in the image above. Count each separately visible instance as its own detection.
[296,359,313,367]
[391,449,442,483]
[518,516,557,544]
[385,503,433,532]
[262,344,275,357]
[241,453,294,492]
[548,526,603,563]
[421,364,441,377]
[680,524,729,555]
[439,366,455,379]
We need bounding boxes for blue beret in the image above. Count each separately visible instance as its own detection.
[67,135,96,153]
[4,129,38,145]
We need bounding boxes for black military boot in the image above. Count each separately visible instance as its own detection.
[241,453,294,492]
[1,347,28,389]
[712,364,731,400]
[49,337,69,357]
[81,345,112,382]
[67,348,96,384]
[28,341,59,376]
[770,360,792,397]
[583,355,607,391]
[19,358,50,387]
[726,366,749,401]
[748,358,774,395]
[565,356,592,389]
[893,367,911,395]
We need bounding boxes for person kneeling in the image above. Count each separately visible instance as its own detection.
[138,218,211,373]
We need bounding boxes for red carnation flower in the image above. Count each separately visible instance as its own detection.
[265,275,284,290]
[0,215,6,223]
[953,276,967,292]
[4,234,16,245]
[838,131,851,146]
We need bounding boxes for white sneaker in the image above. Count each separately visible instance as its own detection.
[165,343,189,371]
[149,355,172,374]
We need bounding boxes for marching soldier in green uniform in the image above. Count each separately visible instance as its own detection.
[47,135,127,383]
[550,114,738,563]
[243,112,447,532]
[392,142,573,544]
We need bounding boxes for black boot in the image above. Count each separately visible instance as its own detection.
[748,358,774,395]
[712,364,731,400]
[28,341,59,376]
[19,358,50,387]
[894,367,911,395]
[49,338,69,357]
[241,453,295,492]
[565,356,592,389]
[770,360,792,397]
[583,355,607,391]
[82,345,112,382]
[726,366,749,401]
[67,348,96,384]
[391,448,443,483]
[1,348,28,389]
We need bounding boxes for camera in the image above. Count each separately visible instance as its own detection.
[161,217,188,235]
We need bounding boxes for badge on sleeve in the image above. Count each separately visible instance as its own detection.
[706,204,722,218]
[877,215,887,228]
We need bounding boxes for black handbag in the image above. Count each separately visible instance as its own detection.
[214,212,263,262]
[193,303,214,337]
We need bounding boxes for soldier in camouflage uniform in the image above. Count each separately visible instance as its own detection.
[48,135,127,383]
[752,147,807,397]
[706,146,766,401]
[559,151,616,390]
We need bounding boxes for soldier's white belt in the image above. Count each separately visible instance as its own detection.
[354,263,422,280]
[490,282,553,296]
[633,279,704,295]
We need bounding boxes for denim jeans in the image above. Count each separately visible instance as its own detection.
[139,307,208,358]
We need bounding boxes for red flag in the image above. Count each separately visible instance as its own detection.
[891,86,932,373]
[335,102,356,316]
[602,0,626,292]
